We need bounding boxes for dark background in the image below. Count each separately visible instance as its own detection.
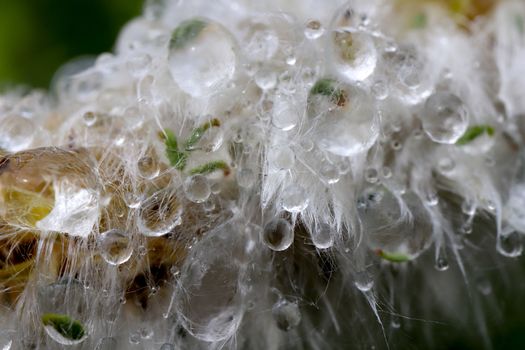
[0,0,142,89]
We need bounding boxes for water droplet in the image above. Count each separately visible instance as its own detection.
[96,337,117,350]
[282,185,309,213]
[312,81,379,156]
[184,175,211,203]
[129,331,140,344]
[286,55,297,66]
[390,316,401,329]
[137,190,183,237]
[382,167,392,179]
[365,168,379,184]
[268,146,295,171]
[421,92,469,144]
[137,156,160,179]
[160,344,176,350]
[272,96,300,131]
[98,229,133,266]
[262,219,294,251]
[244,28,279,62]
[354,271,374,292]
[0,115,35,152]
[139,327,153,339]
[255,68,277,90]
[372,80,388,100]
[425,191,439,206]
[304,19,325,40]
[138,245,148,256]
[311,222,334,249]
[390,139,402,150]
[320,163,340,184]
[38,280,90,346]
[496,232,523,258]
[272,300,301,331]
[82,111,97,127]
[461,199,476,216]
[435,256,449,271]
[237,168,255,188]
[168,19,237,97]
[438,157,456,174]
[329,9,377,82]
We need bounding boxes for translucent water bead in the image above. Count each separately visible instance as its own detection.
[357,187,433,260]
[177,222,244,342]
[262,218,294,251]
[37,279,90,346]
[328,7,377,82]
[421,92,469,144]
[0,114,35,152]
[309,79,379,156]
[98,229,133,266]
[184,175,211,203]
[168,18,237,97]
[137,190,183,237]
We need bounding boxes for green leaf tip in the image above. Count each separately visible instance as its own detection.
[189,160,230,176]
[42,313,86,341]
[310,79,347,106]
[160,129,187,170]
[185,118,221,151]
[170,19,207,50]
[456,125,495,146]
[376,249,411,263]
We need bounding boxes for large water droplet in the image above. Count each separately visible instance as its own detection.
[137,190,183,237]
[311,222,334,249]
[237,168,255,188]
[177,222,244,342]
[168,19,237,97]
[421,92,469,144]
[98,229,133,266]
[137,156,160,179]
[329,8,376,82]
[281,185,309,213]
[496,231,523,258]
[311,80,379,156]
[272,299,301,331]
[262,218,293,251]
[272,95,300,131]
[354,271,374,292]
[184,175,211,203]
[304,19,325,40]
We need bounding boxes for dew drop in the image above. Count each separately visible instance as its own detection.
[496,232,523,258]
[129,331,140,344]
[262,218,294,251]
[311,222,334,249]
[137,156,160,179]
[268,146,295,171]
[98,229,133,266]
[82,111,97,127]
[354,271,374,292]
[372,80,388,100]
[281,185,309,213]
[320,163,340,184]
[365,168,379,184]
[476,277,492,296]
[421,92,469,144]
[461,199,476,216]
[272,300,301,331]
[438,157,456,174]
[434,256,449,271]
[168,19,237,97]
[0,115,35,152]
[304,19,325,40]
[137,190,183,237]
[160,344,176,350]
[184,175,211,203]
[255,68,277,90]
[272,96,300,131]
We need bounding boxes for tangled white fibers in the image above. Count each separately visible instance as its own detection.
[1,0,525,349]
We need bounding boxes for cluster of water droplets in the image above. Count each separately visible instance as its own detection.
[1,0,525,349]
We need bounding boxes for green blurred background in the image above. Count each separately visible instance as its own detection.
[0,0,143,89]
